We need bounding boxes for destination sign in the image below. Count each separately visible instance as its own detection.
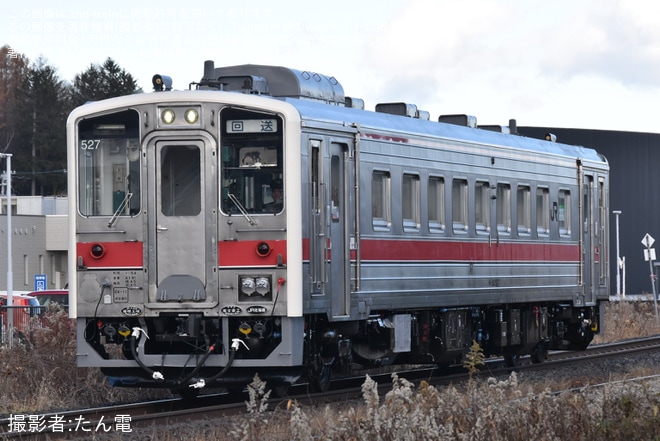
[227,119,278,133]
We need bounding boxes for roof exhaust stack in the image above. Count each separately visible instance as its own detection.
[203,60,215,82]
[509,119,518,135]
[191,60,224,89]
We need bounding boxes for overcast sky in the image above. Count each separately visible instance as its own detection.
[3,0,660,133]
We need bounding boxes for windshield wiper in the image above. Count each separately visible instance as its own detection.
[108,192,133,228]
[228,193,257,225]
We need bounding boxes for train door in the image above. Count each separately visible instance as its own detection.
[150,138,217,304]
[329,142,351,318]
[309,139,353,318]
[581,169,603,306]
[309,140,325,296]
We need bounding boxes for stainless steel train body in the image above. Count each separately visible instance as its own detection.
[67,62,609,392]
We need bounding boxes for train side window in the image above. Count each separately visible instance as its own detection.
[475,181,490,235]
[516,185,531,235]
[536,187,550,236]
[496,183,511,235]
[372,170,391,231]
[558,189,571,237]
[452,179,468,233]
[428,176,445,233]
[403,174,420,232]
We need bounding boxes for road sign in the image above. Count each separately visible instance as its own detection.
[645,248,657,262]
[642,233,655,248]
[34,274,47,291]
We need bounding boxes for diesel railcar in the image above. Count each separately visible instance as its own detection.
[67,62,609,393]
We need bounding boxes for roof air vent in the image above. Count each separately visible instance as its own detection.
[478,125,510,133]
[439,114,477,128]
[376,102,418,118]
[345,97,365,109]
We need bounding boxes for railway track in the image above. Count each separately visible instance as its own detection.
[3,335,660,439]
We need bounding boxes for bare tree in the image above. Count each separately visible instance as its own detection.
[0,45,29,155]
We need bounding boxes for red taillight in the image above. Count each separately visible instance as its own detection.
[256,241,271,257]
[90,243,105,259]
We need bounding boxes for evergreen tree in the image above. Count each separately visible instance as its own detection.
[71,57,140,107]
[0,45,30,156]
[14,57,70,195]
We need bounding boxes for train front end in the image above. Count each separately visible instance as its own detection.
[67,79,304,391]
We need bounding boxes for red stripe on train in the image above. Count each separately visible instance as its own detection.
[77,242,143,267]
[301,238,580,262]
[76,241,289,268]
[219,240,288,267]
[77,237,579,269]
[359,239,580,262]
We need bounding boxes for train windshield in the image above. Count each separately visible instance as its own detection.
[220,108,284,215]
[77,110,140,217]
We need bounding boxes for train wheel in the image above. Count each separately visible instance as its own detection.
[530,342,548,364]
[274,385,290,398]
[503,353,520,368]
[309,354,334,392]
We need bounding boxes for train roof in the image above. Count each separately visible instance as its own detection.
[71,63,607,168]
[284,97,606,166]
[199,62,606,167]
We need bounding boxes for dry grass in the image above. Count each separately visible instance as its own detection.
[593,300,660,343]
[3,300,660,440]
[0,308,169,415]
[137,371,660,441]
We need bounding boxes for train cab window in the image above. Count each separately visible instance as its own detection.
[428,176,445,233]
[516,185,531,235]
[403,174,420,232]
[452,179,468,234]
[536,187,550,236]
[160,145,201,216]
[475,181,490,235]
[219,108,284,215]
[77,110,140,217]
[372,170,391,231]
[558,189,571,237]
[496,183,511,235]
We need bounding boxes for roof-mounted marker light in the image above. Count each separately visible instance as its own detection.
[152,74,172,91]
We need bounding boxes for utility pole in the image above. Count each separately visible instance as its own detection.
[642,233,658,321]
[612,210,622,297]
[0,153,13,346]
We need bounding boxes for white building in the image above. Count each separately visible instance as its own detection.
[0,196,69,291]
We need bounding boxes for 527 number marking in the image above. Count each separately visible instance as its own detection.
[80,139,101,150]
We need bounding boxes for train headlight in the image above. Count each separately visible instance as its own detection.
[241,277,256,296]
[184,108,199,124]
[161,109,176,124]
[255,277,270,296]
